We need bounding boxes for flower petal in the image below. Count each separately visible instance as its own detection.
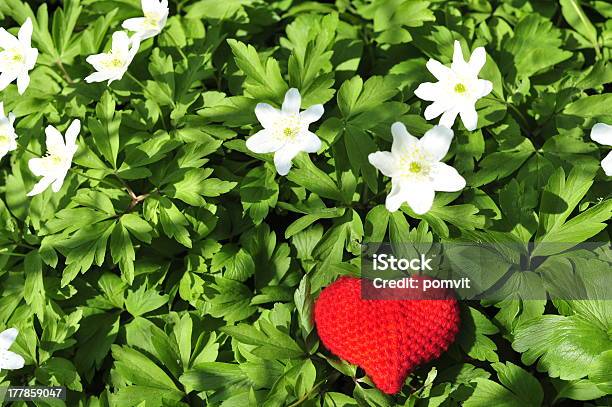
[28,157,48,177]
[385,178,409,212]
[254,103,281,128]
[65,119,81,149]
[18,18,33,46]
[111,31,130,56]
[590,123,612,146]
[52,172,67,193]
[405,182,435,215]
[419,125,453,161]
[450,40,468,73]
[246,129,281,154]
[430,162,466,191]
[85,71,111,83]
[414,82,442,102]
[0,350,25,370]
[16,73,30,95]
[439,108,459,129]
[274,146,300,176]
[424,101,449,120]
[85,54,109,70]
[368,151,397,177]
[122,17,147,33]
[0,328,18,351]
[142,0,167,13]
[459,106,478,131]
[25,48,38,70]
[295,131,321,153]
[0,72,17,92]
[601,151,612,176]
[391,122,418,155]
[27,177,54,196]
[0,28,19,49]
[426,59,454,82]
[468,46,487,76]
[127,36,141,61]
[282,88,302,115]
[45,125,65,155]
[475,79,493,98]
[300,104,324,124]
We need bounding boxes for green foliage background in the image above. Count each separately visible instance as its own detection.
[0,0,611,405]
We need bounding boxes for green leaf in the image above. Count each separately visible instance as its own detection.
[110,223,135,284]
[513,313,611,380]
[536,166,595,237]
[285,207,345,238]
[284,13,338,105]
[36,357,83,391]
[88,91,121,168]
[457,306,499,363]
[227,39,288,102]
[502,15,572,79]
[157,197,192,248]
[111,345,183,402]
[23,251,44,319]
[589,350,612,394]
[344,125,379,193]
[125,285,169,317]
[359,0,435,44]
[533,199,612,256]
[240,165,279,225]
[364,205,390,243]
[221,319,305,359]
[559,0,601,56]
[287,154,344,201]
[180,362,253,393]
[163,168,236,206]
[464,361,543,407]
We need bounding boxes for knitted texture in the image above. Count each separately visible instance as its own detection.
[314,276,460,394]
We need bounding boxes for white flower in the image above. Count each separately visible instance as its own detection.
[0,328,25,371]
[415,40,493,131]
[0,102,17,161]
[0,18,39,95]
[368,122,466,214]
[122,0,169,40]
[246,88,324,176]
[27,119,80,196]
[590,123,612,176]
[85,32,140,84]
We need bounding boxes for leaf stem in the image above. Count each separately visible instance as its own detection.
[55,60,74,84]
[16,141,39,157]
[125,71,147,90]
[0,250,27,257]
[165,31,189,62]
[485,95,532,136]
[68,168,120,190]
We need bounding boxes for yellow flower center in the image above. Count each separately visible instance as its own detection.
[144,13,161,29]
[283,127,298,139]
[49,155,63,166]
[110,58,123,68]
[454,83,467,93]
[409,161,422,173]
[1,48,25,69]
[398,148,431,179]
[0,134,9,145]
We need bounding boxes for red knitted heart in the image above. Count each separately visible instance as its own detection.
[314,276,460,394]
